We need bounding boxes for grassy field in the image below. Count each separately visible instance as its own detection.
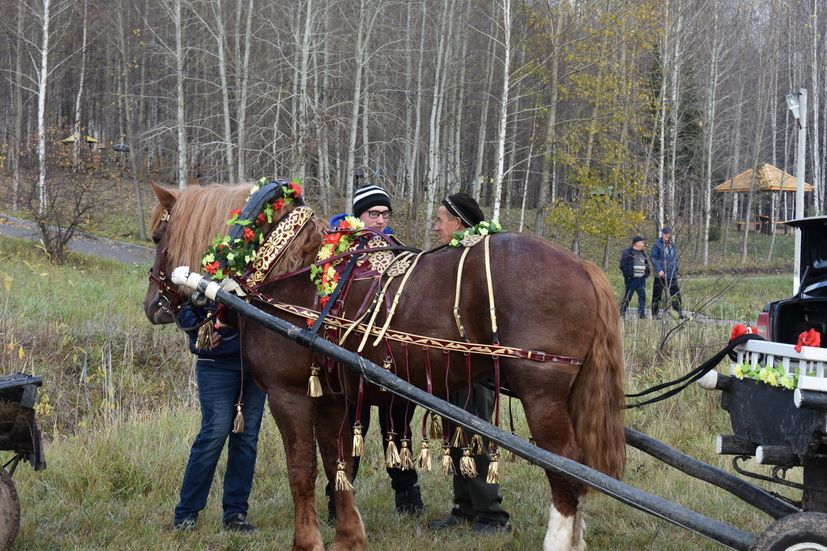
[0,233,800,550]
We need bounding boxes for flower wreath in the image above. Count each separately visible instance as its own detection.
[201,178,303,281]
[448,219,503,248]
[310,216,365,307]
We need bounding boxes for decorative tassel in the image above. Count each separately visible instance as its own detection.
[385,433,401,468]
[307,365,322,397]
[231,402,244,433]
[335,459,353,492]
[486,451,501,484]
[196,323,214,350]
[470,434,484,455]
[399,439,415,471]
[429,414,443,440]
[352,423,364,457]
[441,444,455,476]
[380,357,393,392]
[417,440,432,472]
[459,448,477,478]
[451,426,465,448]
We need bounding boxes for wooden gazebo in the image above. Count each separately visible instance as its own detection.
[714,163,813,234]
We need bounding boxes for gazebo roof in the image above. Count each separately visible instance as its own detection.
[714,163,813,193]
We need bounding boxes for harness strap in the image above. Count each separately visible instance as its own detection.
[372,251,426,346]
[309,237,367,335]
[255,301,584,365]
[453,246,473,340]
[353,251,415,352]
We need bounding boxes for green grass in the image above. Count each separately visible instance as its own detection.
[0,233,799,549]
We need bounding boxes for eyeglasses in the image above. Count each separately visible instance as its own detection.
[366,209,392,219]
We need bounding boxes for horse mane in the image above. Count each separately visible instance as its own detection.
[153,184,251,270]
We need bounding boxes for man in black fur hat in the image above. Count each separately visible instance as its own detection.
[429,192,511,535]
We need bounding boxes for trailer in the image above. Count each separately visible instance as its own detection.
[0,373,46,550]
[173,266,827,550]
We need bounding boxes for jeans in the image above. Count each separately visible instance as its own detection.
[174,365,267,523]
[619,277,647,318]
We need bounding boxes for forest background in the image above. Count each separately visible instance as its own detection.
[1,0,826,259]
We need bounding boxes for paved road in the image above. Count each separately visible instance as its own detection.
[0,214,154,265]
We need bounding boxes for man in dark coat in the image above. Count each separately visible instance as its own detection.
[650,226,685,319]
[619,235,650,319]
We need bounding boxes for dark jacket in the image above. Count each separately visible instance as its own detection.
[651,237,679,279]
[619,247,650,279]
[177,304,243,371]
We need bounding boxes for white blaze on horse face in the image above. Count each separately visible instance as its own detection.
[544,503,586,551]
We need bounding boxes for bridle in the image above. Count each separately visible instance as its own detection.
[147,209,189,319]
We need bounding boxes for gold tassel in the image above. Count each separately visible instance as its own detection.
[335,459,353,492]
[196,323,214,350]
[352,423,364,457]
[417,440,432,472]
[486,451,501,484]
[459,448,477,478]
[470,434,484,455]
[451,426,465,448]
[307,365,322,397]
[399,439,414,471]
[385,433,401,468]
[429,414,443,441]
[231,403,244,433]
[441,445,455,476]
[380,357,393,392]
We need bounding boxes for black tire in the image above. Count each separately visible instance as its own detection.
[752,512,827,551]
[0,469,19,551]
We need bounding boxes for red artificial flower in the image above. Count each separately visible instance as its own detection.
[795,328,822,353]
[229,209,242,218]
[730,324,757,341]
[290,182,303,197]
[339,219,351,230]
[273,198,285,210]
[243,227,256,243]
[319,296,330,308]
[324,233,340,245]
[218,243,227,250]
[255,213,267,226]
[204,261,220,275]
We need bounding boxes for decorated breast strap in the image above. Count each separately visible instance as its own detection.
[261,300,584,365]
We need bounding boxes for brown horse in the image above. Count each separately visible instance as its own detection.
[144,182,625,551]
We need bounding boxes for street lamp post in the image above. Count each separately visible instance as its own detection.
[786,89,807,295]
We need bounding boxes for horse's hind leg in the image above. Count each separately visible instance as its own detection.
[316,398,366,551]
[509,369,587,551]
[267,389,324,551]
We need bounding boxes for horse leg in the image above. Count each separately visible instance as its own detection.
[509,369,587,551]
[267,389,324,551]
[315,398,366,551]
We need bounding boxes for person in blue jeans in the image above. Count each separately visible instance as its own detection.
[650,226,685,319]
[619,235,650,319]
[172,303,267,532]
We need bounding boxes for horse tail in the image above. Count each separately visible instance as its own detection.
[569,260,626,480]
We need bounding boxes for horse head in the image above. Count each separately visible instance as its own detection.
[144,182,182,325]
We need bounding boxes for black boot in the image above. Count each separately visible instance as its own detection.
[327,495,336,525]
[394,484,424,515]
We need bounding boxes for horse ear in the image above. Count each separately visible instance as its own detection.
[152,181,178,211]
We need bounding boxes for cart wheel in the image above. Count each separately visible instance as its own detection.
[0,468,19,551]
[752,512,827,551]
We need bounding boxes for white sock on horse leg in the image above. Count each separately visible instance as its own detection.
[544,502,586,551]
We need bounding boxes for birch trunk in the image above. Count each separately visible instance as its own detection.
[213,0,235,183]
[492,0,512,220]
[174,0,187,188]
[72,0,88,171]
[117,2,147,239]
[667,6,682,224]
[702,10,720,266]
[422,0,452,247]
[36,0,52,215]
[12,4,25,211]
[236,0,254,182]
[533,6,563,236]
[810,0,821,213]
[405,0,426,230]
[472,19,497,202]
[656,0,669,229]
